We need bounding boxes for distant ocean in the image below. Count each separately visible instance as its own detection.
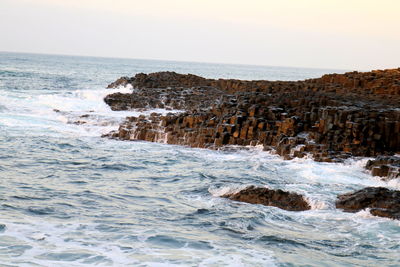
[0,52,399,266]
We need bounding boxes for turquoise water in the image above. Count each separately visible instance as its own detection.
[0,52,399,266]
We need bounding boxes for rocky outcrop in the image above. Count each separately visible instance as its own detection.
[104,70,400,165]
[106,76,135,89]
[221,186,311,211]
[129,72,210,89]
[366,156,400,180]
[105,85,225,111]
[111,70,400,100]
[336,187,400,220]
[100,70,400,216]
[106,69,400,106]
[315,69,400,99]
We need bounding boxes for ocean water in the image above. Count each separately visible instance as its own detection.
[0,51,399,267]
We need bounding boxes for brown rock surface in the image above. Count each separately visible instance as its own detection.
[106,76,135,89]
[103,69,400,173]
[104,85,224,111]
[336,187,400,220]
[221,186,311,211]
[365,155,400,180]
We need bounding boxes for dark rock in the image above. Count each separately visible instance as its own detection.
[104,86,224,112]
[370,208,400,219]
[104,93,137,111]
[130,72,210,89]
[336,187,400,220]
[103,70,400,164]
[106,76,135,89]
[222,186,311,211]
[366,156,400,180]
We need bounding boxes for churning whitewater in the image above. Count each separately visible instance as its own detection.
[0,52,399,266]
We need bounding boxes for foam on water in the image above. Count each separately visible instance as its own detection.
[208,184,248,197]
[0,82,183,138]
[1,52,399,266]
[304,196,330,210]
[0,217,277,267]
[0,220,135,266]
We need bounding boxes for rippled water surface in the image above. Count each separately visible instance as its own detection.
[0,52,399,266]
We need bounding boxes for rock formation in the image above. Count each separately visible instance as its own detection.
[102,69,400,215]
[221,186,311,211]
[336,187,400,220]
[105,85,225,111]
[104,70,400,166]
[106,76,135,89]
[365,155,400,180]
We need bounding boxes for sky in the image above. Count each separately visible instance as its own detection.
[1,0,399,70]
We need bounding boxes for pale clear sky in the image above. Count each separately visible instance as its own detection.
[1,0,399,70]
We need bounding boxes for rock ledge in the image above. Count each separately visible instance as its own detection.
[336,187,400,219]
[222,186,311,211]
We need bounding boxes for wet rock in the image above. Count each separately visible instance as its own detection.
[366,156,400,180]
[104,86,225,112]
[103,70,400,164]
[106,76,135,89]
[129,72,210,89]
[336,187,400,220]
[104,93,137,111]
[222,186,311,211]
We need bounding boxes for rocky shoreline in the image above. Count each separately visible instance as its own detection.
[102,69,400,219]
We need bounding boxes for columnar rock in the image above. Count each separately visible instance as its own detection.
[103,70,400,169]
[336,187,400,220]
[116,70,400,99]
[221,186,311,211]
[105,85,225,111]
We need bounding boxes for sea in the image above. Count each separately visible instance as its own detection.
[0,52,399,267]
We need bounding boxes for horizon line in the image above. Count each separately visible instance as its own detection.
[0,50,357,73]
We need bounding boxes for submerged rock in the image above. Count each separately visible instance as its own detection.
[221,186,311,211]
[335,187,400,220]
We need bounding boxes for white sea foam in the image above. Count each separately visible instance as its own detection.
[354,208,377,219]
[0,84,184,138]
[304,196,330,210]
[386,178,400,189]
[1,220,141,266]
[198,249,277,267]
[283,156,383,187]
[208,184,249,197]
[3,53,400,267]
[1,217,277,267]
